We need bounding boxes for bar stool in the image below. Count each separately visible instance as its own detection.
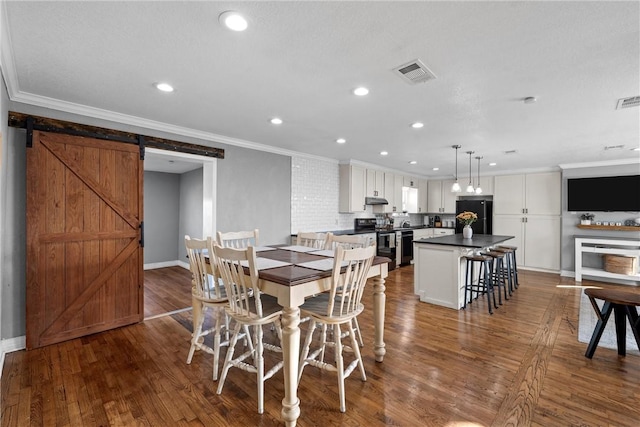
[492,247,516,295]
[497,245,519,289]
[482,251,510,305]
[463,254,497,314]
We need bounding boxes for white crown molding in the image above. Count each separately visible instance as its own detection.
[559,158,640,169]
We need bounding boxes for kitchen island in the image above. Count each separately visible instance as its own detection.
[414,234,514,309]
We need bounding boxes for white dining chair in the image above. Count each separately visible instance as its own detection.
[216,229,259,248]
[213,243,284,414]
[297,245,376,412]
[184,235,229,381]
[324,233,370,250]
[297,231,329,249]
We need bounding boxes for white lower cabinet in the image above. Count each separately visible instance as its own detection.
[413,229,433,240]
[432,228,455,237]
[493,214,560,271]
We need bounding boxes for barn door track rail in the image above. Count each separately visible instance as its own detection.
[9,111,225,159]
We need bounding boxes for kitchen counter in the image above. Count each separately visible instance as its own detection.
[291,225,456,237]
[414,234,514,248]
[413,234,514,309]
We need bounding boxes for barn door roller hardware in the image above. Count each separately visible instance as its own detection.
[8,112,225,159]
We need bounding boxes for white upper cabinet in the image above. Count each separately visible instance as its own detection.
[418,179,429,213]
[525,172,561,215]
[366,169,385,197]
[427,179,457,213]
[494,172,560,215]
[494,174,525,214]
[391,174,404,212]
[475,176,494,195]
[339,164,366,213]
[403,176,417,188]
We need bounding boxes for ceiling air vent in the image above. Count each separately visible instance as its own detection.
[393,59,436,85]
[616,96,640,110]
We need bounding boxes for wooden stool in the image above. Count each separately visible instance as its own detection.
[463,254,496,314]
[497,245,519,289]
[584,288,640,359]
[482,251,509,305]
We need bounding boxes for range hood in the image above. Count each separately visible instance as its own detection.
[365,196,389,205]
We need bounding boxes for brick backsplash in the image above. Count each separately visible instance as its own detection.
[291,157,372,234]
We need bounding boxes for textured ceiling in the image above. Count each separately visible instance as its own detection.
[2,1,639,177]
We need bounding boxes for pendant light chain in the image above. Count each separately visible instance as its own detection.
[475,156,483,194]
[466,151,475,193]
[451,145,462,193]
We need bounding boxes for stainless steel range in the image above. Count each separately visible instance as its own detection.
[354,218,396,270]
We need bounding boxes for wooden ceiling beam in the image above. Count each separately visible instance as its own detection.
[8,111,225,159]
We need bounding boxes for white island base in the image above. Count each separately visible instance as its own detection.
[414,234,515,309]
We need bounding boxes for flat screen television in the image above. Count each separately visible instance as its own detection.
[567,175,640,212]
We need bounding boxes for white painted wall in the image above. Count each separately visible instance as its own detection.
[291,156,374,234]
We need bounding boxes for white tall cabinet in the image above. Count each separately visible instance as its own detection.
[493,172,561,270]
[339,164,366,213]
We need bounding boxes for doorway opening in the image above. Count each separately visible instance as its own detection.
[143,148,217,320]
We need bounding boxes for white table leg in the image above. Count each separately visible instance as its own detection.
[280,306,301,426]
[372,276,386,362]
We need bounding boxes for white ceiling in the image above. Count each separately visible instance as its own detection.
[2,1,639,178]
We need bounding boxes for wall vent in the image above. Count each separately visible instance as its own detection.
[393,59,436,85]
[616,96,640,109]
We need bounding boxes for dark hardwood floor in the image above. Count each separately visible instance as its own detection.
[3,266,640,426]
[143,266,192,319]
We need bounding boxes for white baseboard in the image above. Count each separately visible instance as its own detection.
[561,270,576,278]
[144,260,189,270]
[1,336,26,379]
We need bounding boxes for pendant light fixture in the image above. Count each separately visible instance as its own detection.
[466,151,475,193]
[451,145,462,193]
[475,156,483,194]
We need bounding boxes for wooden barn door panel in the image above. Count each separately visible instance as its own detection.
[26,131,143,349]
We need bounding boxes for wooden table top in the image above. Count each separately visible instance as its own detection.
[584,288,640,306]
[253,246,390,287]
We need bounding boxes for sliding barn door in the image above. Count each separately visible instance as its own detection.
[26,131,143,349]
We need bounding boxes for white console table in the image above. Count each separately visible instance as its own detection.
[575,236,640,284]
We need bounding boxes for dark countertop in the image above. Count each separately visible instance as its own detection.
[414,234,514,248]
[292,225,456,237]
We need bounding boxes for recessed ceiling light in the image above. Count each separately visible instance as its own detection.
[380,151,388,156]
[219,11,248,31]
[353,87,369,96]
[270,118,283,125]
[432,167,439,171]
[411,122,424,129]
[524,96,537,104]
[155,82,174,92]
[633,147,640,151]
[489,162,497,166]
[336,138,346,144]
[409,160,417,165]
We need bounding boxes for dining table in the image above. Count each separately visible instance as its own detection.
[209,244,389,426]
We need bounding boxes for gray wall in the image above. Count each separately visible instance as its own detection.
[143,171,180,264]
[216,144,291,246]
[1,82,27,339]
[561,164,640,273]
[0,102,291,340]
[178,168,204,262]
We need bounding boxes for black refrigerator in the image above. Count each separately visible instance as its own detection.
[455,199,493,235]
